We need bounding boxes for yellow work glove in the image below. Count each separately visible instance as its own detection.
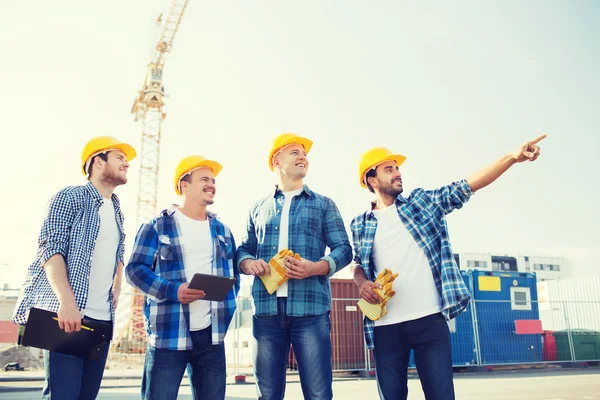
[357,268,398,321]
[260,249,301,295]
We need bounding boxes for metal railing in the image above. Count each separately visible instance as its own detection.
[2,294,600,373]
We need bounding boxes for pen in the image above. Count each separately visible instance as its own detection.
[52,317,95,332]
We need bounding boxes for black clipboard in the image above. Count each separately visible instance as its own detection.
[21,308,111,360]
[188,273,236,301]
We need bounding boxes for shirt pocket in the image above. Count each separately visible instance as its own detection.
[405,204,442,240]
[217,235,234,260]
[299,206,324,245]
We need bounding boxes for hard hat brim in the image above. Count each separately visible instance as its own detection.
[81,142,137,175]
[360,154,406,188]
[175,160,223,195]
[268,136,313,171]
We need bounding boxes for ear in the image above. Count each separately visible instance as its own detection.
[272,156,280,169]
[94,156,105,170]
[367,175,378,189]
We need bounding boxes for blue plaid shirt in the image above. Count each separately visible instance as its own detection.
[126,206,239,350]
[12,182,125,326]
[351,180,473,349]
[236,185,352,317]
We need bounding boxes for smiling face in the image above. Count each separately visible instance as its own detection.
[272,143,309,180]
[367,160,403,197]
[94,150,129,186]
[180,167,216,206]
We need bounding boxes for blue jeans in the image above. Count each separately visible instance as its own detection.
[253,298,332,400]
[42,317,111,400]
[141,326,226,400]
[373,313,454,400]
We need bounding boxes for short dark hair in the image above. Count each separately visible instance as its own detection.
[179,172,193,193]
[87,152,109,177]
[365,168,377,193]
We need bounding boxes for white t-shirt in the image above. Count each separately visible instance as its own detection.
[276,188,304,297]
[371,204,442,327]
[84,199,120,321]
[174,209,213,331]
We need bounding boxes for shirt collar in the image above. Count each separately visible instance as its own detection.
[365,194,407,217]
[84,181,120,207]
[272,184,313,198]
[164,204,216,220]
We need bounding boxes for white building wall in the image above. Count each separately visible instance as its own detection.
[460,253,493,271]
[520,255,570,281]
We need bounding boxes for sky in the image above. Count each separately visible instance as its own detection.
[1,1,599,288]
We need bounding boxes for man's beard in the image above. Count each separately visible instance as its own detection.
[101,167,127,186]
[379,179,403,197]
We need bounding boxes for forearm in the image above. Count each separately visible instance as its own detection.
[239,258,255,274]
[113,262,124,288]
[125,263,180,302]
[313,260,330,276]
[44,254,76,306]
[467,153,517,193]
[353,266,368,287]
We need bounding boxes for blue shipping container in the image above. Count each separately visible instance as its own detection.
[471,270,543,364]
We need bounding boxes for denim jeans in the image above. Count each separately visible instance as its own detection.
[141,326,226,400]
[253,297,332,400]
[42,318,111,400]
[373,312,454,400]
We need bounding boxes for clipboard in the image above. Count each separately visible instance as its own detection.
[21,308,111,360]
[188,273,236,301]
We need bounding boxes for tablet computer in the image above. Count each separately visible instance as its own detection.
[188,273,237,301]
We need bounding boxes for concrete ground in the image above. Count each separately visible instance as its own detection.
[1,367,599,399]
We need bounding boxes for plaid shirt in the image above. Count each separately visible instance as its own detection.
[126,206,239,350]
[236,185,352,317]
[12,182,125,326]
[351,179,473,349]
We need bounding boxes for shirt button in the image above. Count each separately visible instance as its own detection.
[273,246,276,250]
[275,227,278,230]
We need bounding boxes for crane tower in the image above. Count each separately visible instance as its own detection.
[113,0,190,351]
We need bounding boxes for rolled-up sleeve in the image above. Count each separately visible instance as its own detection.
[426,179,473,215]
[125,223,181,303]
[37,191,75,266]
[321,199,352,277]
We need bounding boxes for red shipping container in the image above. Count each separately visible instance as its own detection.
[542,330,557,361]
[288,279,373,371]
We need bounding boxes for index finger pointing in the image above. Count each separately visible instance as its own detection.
[531,134,547,144]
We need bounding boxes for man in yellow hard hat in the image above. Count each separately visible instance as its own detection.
[12,135,136,399]
[236,133,353,400]
[126,155,239,400]
[351,135,547,400]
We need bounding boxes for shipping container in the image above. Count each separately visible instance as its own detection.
[288,279,371,372]
[471,270,543,364]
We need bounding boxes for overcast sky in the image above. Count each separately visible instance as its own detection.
[1,1,598,288]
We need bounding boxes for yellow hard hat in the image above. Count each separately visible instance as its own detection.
[358,147,406,188]
[268,133,313,171]
[174,155,222,195]
[81,136,137,176]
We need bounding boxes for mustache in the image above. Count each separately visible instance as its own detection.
[392,178,402,183]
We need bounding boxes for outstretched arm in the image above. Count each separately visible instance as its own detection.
[467,134,546,193]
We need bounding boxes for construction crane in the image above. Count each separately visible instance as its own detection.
[112,0,190,352]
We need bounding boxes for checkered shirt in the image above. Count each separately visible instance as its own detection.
[125,206,239,350]
[12,182,125,327]
[236,185,353,317]
[351,179,474,349]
